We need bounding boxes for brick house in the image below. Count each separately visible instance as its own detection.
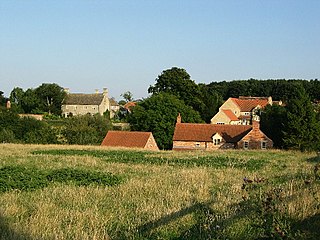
[173,114,273,151]
[61,88,110,117]
[101,131,159,150]
[211,96,273,125]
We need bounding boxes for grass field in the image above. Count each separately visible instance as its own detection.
[0,144,319,239]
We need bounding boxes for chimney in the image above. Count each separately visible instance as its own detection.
[176,113,181,124]
[268,96,272,105]
[6,100,11,109]
[103,88,108,96]
[95,89,99,94]
[64,88,70,94]
[252,120,260,131]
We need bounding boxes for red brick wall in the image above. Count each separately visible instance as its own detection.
[237,122,273,149]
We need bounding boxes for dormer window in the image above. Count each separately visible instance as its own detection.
[212,133,223,146]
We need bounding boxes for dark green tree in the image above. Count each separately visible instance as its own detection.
[0,91,7,107]
[120,91,133,103]
[198,84,223,123]
[260,105,287,148]
[283,85,320,151]
[128,93,203,150]
[62,114,112,145]
[148,67,205,115]
[35,83,66,115]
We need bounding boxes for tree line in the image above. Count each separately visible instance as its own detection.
[1,67,320,151]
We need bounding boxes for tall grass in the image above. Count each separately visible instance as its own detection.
[0,144,319,239]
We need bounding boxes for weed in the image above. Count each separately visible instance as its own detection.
[0,166,122,193]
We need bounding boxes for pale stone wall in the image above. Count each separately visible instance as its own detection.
[211,111,230,124]
[62,104,100,117]
[219,99,241,117]
[62,95,110,117]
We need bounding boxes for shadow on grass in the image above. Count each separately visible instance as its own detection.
[292,213,320,240]
[136,182,320,239]
[307,155,320,163]
[0,214,34,240]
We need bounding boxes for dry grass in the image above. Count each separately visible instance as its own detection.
[0,144,319,239]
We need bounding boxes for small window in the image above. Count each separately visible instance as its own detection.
[261,141,267,149]
[195,143,201,148]
[244,141,249,149]
[214,139,221,145]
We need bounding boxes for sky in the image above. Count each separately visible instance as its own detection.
[1,0,320,100]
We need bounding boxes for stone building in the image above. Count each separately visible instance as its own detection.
[211,96,273,125]
[61,88,110,117]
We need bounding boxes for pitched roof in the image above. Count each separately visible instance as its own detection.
[101,131,155,148]
[231,97,270,112]
[124,101,136,109]
[62,93,104,105]
[222,109,239,121]
[173,123,251,143]
[109,98,119,106]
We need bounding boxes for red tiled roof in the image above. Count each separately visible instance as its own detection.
[231,97,269,112]
[124,102,136,110]
[173,123,252,143]
[222,109,239,121]
[101,131,154,148]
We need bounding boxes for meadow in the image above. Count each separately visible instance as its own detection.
[0,144,319,239]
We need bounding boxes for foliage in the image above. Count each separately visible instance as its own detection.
[148,67,206,116]
[34,83,66,115]
[206,78,320,101]
[9,83,65,115]
[32,149,267,171]
[0,91,7,107]
[260,105,287,148]
[198,83,223,123]
[120,91,133,102]
[0,166,122,193]
[0,109,58,144]
[62,114,112,145]
[128,92,202,149]
[283,85,320,151]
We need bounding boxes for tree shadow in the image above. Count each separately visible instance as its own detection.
[0,214,34,240]
[136,180,320,239]
[292,213,320,240]
[307,156,320,163]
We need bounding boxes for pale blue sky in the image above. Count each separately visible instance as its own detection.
[1,0,319,99]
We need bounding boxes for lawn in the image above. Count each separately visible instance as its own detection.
[0,144,319,239]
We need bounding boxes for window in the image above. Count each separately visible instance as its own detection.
[214,139,221,145]
[243,141,249,149]
[261,141,267,149]
[195,143,201,148]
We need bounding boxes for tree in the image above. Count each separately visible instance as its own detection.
[260,105,287,148]
[35,83,66,115]
[62,114,112,145]
[283,84,320,151]
[120,91,133,102]
[128,93,203,150]
[198,84,223,123]
[0,91,7,107]
[148,67,205,115]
